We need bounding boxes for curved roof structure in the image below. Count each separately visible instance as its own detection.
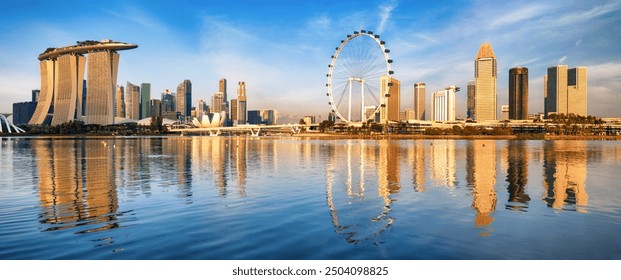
[476,43,496,59]
[38,39,138,60]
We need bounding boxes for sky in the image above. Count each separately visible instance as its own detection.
[1,0,620,123]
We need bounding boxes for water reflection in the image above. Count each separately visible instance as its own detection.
[24,137,598,245]
[543,141,588,212]
[506,141,531,211]
[325,140,396,244]
[467,140,498,236]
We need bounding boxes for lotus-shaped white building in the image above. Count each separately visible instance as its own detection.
[192,112,226,128]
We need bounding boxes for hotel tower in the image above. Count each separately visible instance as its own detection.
[474,43,497,121]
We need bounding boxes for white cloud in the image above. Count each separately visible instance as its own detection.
[576,39,583,47]
[377,1,397,34]
[558,56,567,64]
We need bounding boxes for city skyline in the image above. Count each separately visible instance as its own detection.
[1,1,621,121]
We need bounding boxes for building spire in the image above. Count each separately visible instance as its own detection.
[476,43,496,59]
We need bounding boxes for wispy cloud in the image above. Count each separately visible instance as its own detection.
[558,56,568,64]
[488,4,548,29]
[377,0,397,34]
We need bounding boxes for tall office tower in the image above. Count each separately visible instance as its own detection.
[544,65,587,117]
[30,54,86,125]
[380,76,401,122]
[430,86,458,121]
[176,79,192,119]
[509,67,529,120]
[414,82,426,120]
[474,43,497,121]
[150,99,162,117]
[467,81,475,119]
[161,89,175,112]
[211,92,224,113]
[230,99,238,123]
[140,83,151,119]
[501,105,509,121]
[115,85,126,118]
[84,51,120,125]
[237,81,247,125]
[126,82,140,120]
[219,78,229,116]
[196,99,208,118]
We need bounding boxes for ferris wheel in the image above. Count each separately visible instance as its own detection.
[326,30,394,123]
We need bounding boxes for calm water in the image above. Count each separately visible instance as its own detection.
[1,136,620,260]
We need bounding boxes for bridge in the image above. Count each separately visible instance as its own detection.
[169,124,318,136]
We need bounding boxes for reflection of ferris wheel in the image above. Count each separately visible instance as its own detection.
[327,30,394,123]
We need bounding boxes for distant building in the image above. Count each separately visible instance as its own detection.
[304,116,316,125]
[237,81,247,125]
[414,82,426,120]
[467,81,475,119]
[176,79,192,119]
[431,86,458,122]
[328,112,336,123]
[115,85,125,118]
[509,67,528,120]
[364,105,377,121]
[501,105,509,121]
[211,92,224,114]
[140,83,151,119]
[196,99,209,119]
[262,110,276,125]
[474,43,497,121]
[12,89,39,125]
[380,76,401,122]
[161,89,175,113]
[150,99,161,118]
[126,82,140,120]
[544,65,587,117]
[247,110,261,124]
[230,99,238,123]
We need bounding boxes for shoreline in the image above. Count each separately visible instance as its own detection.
[3,133,621,141]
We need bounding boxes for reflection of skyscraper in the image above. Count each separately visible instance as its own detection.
[429,140,456,187]
[378,140,401,199]
[506,141,530,211]
[467,140,497,235]
[410,141,426,192]
[474,43,497,121]
[543,141,588,212]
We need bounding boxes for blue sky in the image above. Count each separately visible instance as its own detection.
[1,0,620,122]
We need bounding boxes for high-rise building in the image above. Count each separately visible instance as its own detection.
[544,65,587,117]
[237,81,247,125]
[115,85,125,118]
[85,51,120,125]
[247,110,261,124]
[176,79,192,119]
[219,78,229,119]
[126,82,140,120]
[150,99,162,117]
[262,110,276,125]
[474,43,497,121]
[467,81,475,119]
[140,83,151,119]
[414,82,426,120]
[29,40,137,126]
[196,99,208,119]
[230,99,238,123]
[509,67,528,120]
[380,76,401,122]
[211,92,224,114]
[430,86,458,122]
[13,90,39,125]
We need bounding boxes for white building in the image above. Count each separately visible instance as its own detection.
[431,86,459,122]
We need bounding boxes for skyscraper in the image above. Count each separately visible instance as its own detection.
[467,81,475,119]
[414,82,426,120]
[230,99,238,123]
[237,81,247,125]
[380,76,400,122]
[430,86,458,122]
[544,65,587,117]
[85,51,120,125]
[115,85,125,118]
[474,43,497,121]
[140,83,151,120]
[509,67,528,120]
[176,79,192,119]
[211,92,224,114]
[125,82,140,120]
[29,40,137,126]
